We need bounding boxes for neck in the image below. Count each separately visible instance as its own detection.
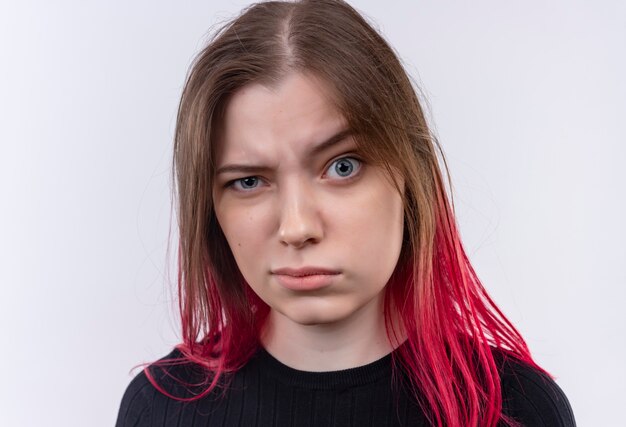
[260,295,405,371]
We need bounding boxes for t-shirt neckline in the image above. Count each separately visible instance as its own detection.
[252,346,398,390]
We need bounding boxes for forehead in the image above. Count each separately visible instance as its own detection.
[214,73,348,162]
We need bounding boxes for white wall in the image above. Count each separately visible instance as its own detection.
[1,1,623,425]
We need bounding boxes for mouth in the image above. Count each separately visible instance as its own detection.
[271,266,341,277]
[270,266,342,291]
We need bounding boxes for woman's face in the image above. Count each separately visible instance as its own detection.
[212,72,404,328]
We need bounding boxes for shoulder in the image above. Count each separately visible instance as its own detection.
[115,348,190,427]
[115,366,155,427]
[493,351,577,427]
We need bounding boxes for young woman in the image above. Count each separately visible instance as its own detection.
[116,1,576,426]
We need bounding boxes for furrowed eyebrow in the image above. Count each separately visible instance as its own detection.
[215,128,354,176]
[307,128,354,157]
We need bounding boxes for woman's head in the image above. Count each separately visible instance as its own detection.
[174,0,440,348]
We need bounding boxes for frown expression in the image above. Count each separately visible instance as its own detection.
[212,72,404,327]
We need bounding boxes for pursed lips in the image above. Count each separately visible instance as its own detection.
[271,267,341,291]
[271,266,341,277]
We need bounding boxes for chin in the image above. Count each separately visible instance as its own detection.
[279,300,355,326]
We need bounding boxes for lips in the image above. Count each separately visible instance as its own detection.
[271,266,341,277]
[271,266,341,291]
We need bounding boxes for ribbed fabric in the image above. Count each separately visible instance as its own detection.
[116,346,576,427]
[259,348,393,389]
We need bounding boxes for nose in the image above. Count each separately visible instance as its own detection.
[277,178,323,249]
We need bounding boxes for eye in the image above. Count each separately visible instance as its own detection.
[228,176,262,192]
[326,156,362,180]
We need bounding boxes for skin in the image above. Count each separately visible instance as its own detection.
[212,72,405,371]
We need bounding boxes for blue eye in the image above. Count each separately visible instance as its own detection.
[230,176,261,192]
[326,157,361,179]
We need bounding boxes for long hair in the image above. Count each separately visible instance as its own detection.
[145,1,548,426]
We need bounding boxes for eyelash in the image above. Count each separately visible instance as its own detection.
[224,155,363,193]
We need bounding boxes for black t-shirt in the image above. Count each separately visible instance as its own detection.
[116,346,576,426]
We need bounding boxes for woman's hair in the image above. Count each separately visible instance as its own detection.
[144,1,547,426]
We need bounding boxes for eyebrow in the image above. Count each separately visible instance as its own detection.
[215,128,354,176]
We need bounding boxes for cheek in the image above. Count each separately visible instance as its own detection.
[332,184,404,278]
[215,203,271,275]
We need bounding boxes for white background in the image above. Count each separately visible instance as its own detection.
[1,1,624,426]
